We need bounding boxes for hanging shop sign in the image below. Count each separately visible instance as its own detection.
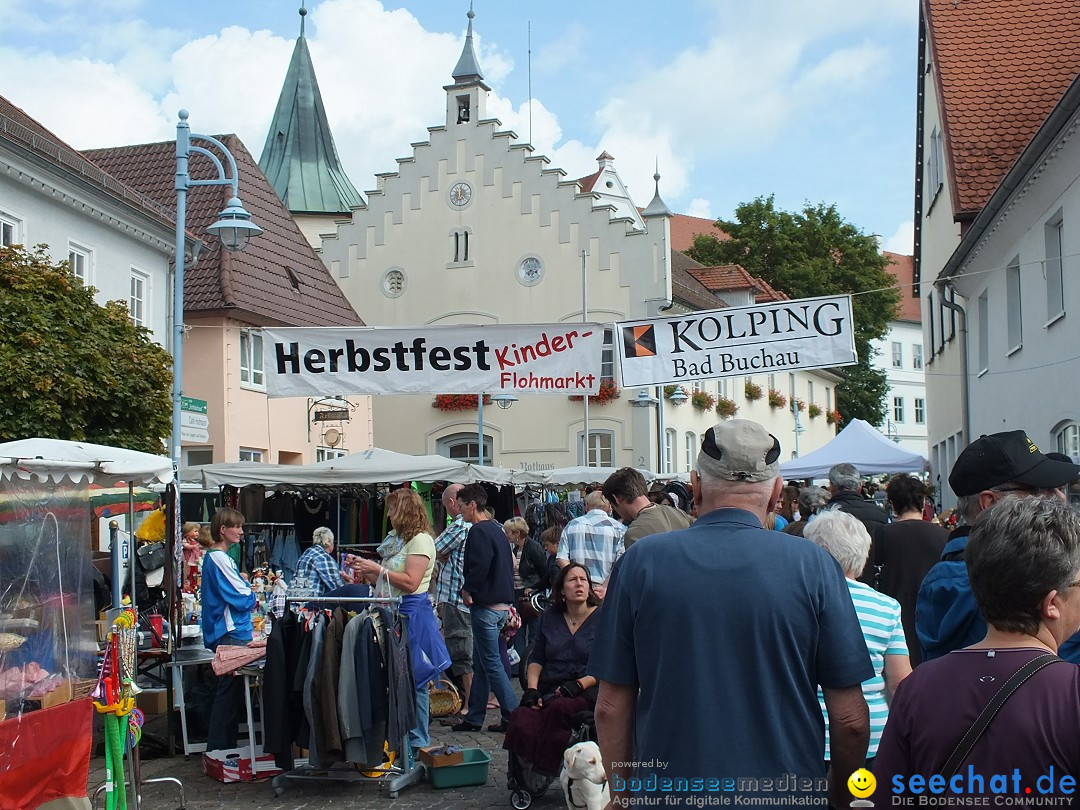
[616,295,857,387]
[262,324,606,398]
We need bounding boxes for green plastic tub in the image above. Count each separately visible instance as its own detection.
[426,747,491,789]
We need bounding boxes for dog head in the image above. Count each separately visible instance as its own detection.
[563,741,607,784]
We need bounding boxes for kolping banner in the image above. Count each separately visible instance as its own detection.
[616,294,857,387]
[263,324,605,397]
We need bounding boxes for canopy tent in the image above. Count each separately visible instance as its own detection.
[0,438,173,486]
[779,419,927,480]
[539,466,657,486]
[191,447,529,489]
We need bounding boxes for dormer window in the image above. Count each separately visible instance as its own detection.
[457,95,471,124]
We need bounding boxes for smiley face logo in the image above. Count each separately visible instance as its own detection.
[848,769,876,799]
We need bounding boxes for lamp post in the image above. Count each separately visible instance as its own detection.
[476,393,516,465]
[630,389,659,469]
[171,110,261,476]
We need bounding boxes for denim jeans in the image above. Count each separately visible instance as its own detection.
[409,682,430,750]
[206,633,249,751]
[464,606,520,725]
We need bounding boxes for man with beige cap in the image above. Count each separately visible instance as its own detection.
[590,419,872,809]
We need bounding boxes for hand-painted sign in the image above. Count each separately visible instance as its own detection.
[616,295,857,387]
[263,324,605,398]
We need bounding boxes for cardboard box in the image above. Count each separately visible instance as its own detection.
[39,678,96,709]
[419,746,465,768]
[135,687,168,715]
[203,745,284,783]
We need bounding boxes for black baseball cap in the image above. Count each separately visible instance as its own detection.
[948,430,1080,496]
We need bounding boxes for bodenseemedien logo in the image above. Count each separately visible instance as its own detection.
[848,768,876,807]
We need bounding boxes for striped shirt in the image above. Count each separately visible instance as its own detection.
[557,509,627,585]
[434,514,471,611]
[820,579,908,758]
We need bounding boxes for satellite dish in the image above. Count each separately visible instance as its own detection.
[323,428,341,447]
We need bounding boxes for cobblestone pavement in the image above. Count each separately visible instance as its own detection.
[88,706,565,810]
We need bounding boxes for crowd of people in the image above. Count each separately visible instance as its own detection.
[192,418,1080,803]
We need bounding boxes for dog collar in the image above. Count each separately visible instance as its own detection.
[566,776,609,808]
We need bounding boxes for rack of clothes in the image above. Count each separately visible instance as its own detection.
[263,595,423,799]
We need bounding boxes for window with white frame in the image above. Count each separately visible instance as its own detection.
[927,292,937,360]
[1045,213,1065,322]
[317,447,348,462]
[240,329,265,388]
[186,447,213,467]
[68,243,91,283]
[914,398,926,424]
[601,327,615,383]
[0,211,21,247]
[1057,424,1080,459]
[913,343,923,370]
[927,126,945,202]
[892,341,903,368]
[685,432,696,473]
[664,428,676,474]
[893,396,904,423]
[826,387,832,413]
[977,291,989,374]
[1006,256,1022,352]
[238,448,264,462]
[580,430,614,467]
[129,270,148,327]
[451,228,471,264]
[768,373,777,392]
[807,380,814,407]
[437,433,492,465]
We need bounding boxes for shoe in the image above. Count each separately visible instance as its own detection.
[487,720,510,733]
[450,721,482,732]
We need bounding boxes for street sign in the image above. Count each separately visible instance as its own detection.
[180,426,210,444]
[180,412,209,430]
[313,408,350,422]
[180,396,207,414]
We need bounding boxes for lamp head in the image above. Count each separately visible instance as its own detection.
[491,393,518,410]
[207,196,262,252]
[667,387,688,404]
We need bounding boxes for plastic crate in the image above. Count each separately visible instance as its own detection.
[426,747,491,789]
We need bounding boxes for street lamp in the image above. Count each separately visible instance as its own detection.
[477,392,516,465]
[172,109,261,475]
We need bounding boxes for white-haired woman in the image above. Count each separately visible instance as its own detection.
[805,509,911,769]
[294,526,349,597]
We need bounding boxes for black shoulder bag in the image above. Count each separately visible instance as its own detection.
[940,653,1063,778]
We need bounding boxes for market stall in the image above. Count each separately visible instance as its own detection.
[0,438,172,810]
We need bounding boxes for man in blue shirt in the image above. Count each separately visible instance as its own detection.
[590,419,872,809]
[916,431,1080,661]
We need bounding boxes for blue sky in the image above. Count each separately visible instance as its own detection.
[0,0,917,251]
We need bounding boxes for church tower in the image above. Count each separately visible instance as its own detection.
[259,3,364,248]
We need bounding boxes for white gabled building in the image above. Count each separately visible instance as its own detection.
[275,9,841,472]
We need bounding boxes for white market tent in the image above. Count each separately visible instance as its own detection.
[191,447,528,488]
[779,419,927,480]
[0,437,173,485]
[540,466,657,486]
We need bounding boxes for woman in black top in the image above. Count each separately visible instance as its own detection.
[503,563,600,775]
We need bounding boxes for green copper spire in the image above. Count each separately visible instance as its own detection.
[259,4,363,215]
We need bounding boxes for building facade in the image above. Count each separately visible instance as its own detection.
[915,0,1080,506]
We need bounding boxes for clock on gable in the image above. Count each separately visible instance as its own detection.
[448,181,473,208]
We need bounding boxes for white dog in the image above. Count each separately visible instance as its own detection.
[560,741,610,810]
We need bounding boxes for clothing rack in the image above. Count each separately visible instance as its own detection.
[271,594,422,799]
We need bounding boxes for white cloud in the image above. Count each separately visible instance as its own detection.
[686,198,713,219]
[884,221,914,254]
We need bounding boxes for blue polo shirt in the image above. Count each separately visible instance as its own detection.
[588,508,872,798]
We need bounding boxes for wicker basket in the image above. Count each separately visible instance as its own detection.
[428,677,462,718]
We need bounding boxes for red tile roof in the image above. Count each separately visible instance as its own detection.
[669,213,728,253]
[751,276,789,303]
[671,251,725,310]
[926,0,1080,215]
[684,263,790,305]
[884,252,920,322]
[577,168,602,193]
[0,95,175,230]
[84,138,363,328]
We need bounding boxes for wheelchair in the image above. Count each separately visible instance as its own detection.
[507,707,595,810]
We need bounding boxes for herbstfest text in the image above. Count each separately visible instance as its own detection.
[261,324,606,397]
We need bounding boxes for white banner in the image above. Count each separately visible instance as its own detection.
[616,295,857,387]
[263,324,606,398]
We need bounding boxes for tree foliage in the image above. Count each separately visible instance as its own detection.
[0,245,172,453]
[686,195,900,425]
